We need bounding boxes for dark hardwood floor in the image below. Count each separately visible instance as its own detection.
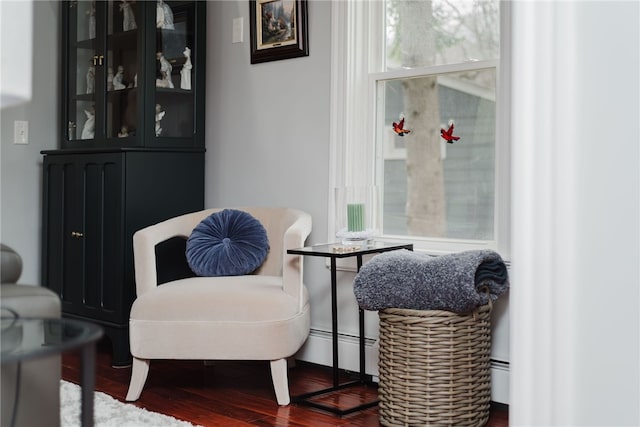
[62,338,508,426]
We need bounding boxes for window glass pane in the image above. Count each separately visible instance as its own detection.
[386,0,500,69]
[378,68,496,240]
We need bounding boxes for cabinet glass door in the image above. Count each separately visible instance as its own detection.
[106,0,139,140]
[68,0,98,142]
[64,0,203,148]
[154,1,196,139]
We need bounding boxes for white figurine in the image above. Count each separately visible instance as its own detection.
[120,0,137,31]
[156,2,164,28]
[156,52,173,88]
[156,0,174,30]
[81,108,95,139]
[118,126,129,137]
[107,67,114,91]
[86,65,95,94]
[155,104,165,136]
[113,65,126,90]
[180,47,192,90]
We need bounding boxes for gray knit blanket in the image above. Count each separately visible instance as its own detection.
[353,249,509,314]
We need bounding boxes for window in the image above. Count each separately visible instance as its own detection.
[330,0,510,256]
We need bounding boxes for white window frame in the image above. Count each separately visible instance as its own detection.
[329,0,511,259]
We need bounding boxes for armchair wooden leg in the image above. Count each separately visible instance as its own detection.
[270,358,290,406]
[125,357,150,401]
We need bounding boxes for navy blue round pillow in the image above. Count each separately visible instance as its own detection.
[186,209,270,277]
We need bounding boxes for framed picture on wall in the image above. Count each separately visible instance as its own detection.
[249,0,309,64]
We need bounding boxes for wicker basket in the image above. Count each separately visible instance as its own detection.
[378,303,492,427]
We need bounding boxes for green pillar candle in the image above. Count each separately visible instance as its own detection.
[347,203,365,232]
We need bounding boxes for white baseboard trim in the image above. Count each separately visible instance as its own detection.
[296,328,510,405]
[489,359,510,404]
[295,327,380,375]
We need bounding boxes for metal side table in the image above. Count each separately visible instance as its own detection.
[288,241,413,416]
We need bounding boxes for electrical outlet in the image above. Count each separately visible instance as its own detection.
[14,120,29,144]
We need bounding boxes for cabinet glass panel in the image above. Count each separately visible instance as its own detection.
[105,0,139,140]
[154,1,195,139]
[62,0,203,148]
[69,1,98,142]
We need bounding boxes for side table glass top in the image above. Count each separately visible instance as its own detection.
[1,317,103,364]
[287,240,413,258]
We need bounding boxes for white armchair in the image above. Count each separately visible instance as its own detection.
[125,207,312,405]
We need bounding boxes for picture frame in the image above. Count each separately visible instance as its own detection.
[249,0,309,64]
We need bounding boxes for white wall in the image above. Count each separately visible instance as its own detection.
[204,0,350,359]
[510,1,639,425]
[0,0,59,285]
[203,0,386,377]
[204,1,331,224]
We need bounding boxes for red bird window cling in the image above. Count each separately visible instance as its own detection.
[393,115,411,136]
[440,120,460,143]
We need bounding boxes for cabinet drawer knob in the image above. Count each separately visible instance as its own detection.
[71,231,84,238]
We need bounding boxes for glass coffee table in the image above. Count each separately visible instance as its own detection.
[1,317,104,427]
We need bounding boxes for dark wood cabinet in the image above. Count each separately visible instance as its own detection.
[42,150,204,366]
[43,1,206,366]
[42,153,124,326]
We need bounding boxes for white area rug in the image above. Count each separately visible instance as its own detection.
[60,380,201,427]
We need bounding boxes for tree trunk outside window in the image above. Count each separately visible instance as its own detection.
[398,0,446,237]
